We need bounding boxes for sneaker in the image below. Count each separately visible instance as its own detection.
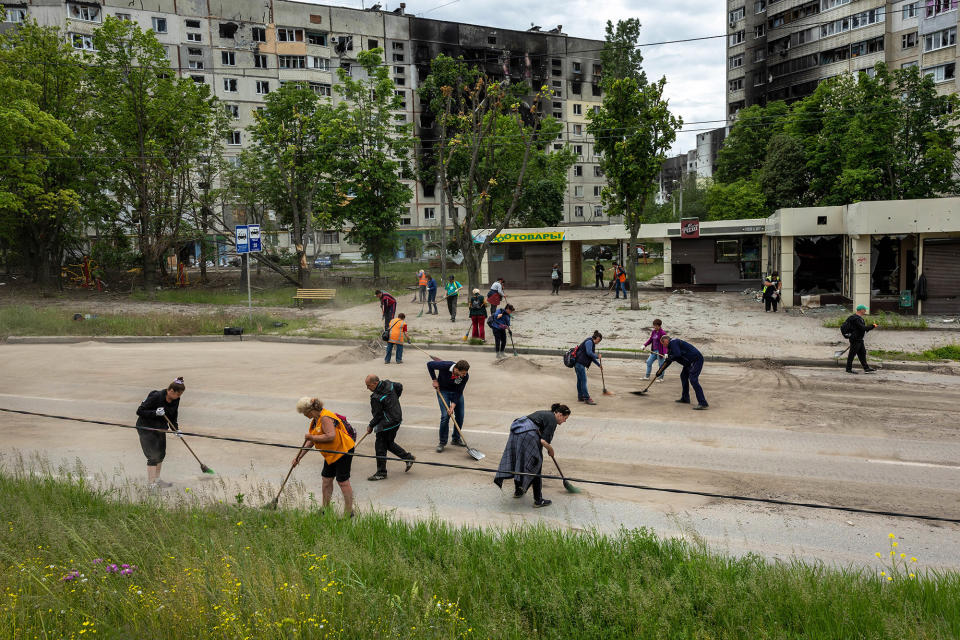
[642,375,650,380]
[404,455,415,472]
[150,479,172,489]
[533,498,552,508]
[584,398,597,405]
[451,440,467,448]
[367,472,388,481]
[864,367,878,373]
[577,398,586,403]
[435,443,445,453]
[692,404,708,411]
[396,361,403,364]
[383,360,391,364]
[656,378,664,383]
[845,369,859,375]
[675,398,690,404]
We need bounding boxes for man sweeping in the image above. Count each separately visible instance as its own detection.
[364,375,414,481]
[375,290,397,331]
[428,359,470,452]
[659,336,708,410]
[494,403,571,508]
[135,376,186,489]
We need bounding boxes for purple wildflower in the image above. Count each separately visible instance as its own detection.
[121,564,130,569]
[120,568,133,576]
[92,558,103,565]
[62,570,81,582]
[106,564,119,573]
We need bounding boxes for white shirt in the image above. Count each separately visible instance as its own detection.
[490,281,503,294]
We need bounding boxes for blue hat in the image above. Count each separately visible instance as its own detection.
[856,304,867,311]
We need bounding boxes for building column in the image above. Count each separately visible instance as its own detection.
[779,236,794,308]
[761,236,770,275]
[562,241,572,286]
[480,248,489,286]
[851,235,872,312]
[917,233,924,316]
[662,238,672,288]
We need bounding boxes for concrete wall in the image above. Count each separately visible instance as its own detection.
[850,235,872,312]
[779,236,794,307]
[662,239,673,287]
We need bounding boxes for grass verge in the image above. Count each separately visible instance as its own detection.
[823,311,928,330]
[130,286,372,309]
[1,470,958,639]
[0,305,377,341]
[869,344,960,362]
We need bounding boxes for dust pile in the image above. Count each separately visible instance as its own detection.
[493,356,544,373]
[741,358,785,370]
[932,366,959,376]
[320,341,384,364]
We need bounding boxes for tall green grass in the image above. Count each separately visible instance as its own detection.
[0,305,377,340]
[870,344,960,362]
[823,310,928,330]
[130,286,372,309]
[1,468,958,639]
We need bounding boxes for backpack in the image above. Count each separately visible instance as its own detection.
[563,345,579,368]
[334,413,357,441]
[840,317,854,340]
[469,296,484,311]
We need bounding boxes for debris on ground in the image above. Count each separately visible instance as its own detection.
[741,359,785,370]
[493,356,544,373]
[672,289,692,295]
[932,366,958,376]
[320,341,384,364]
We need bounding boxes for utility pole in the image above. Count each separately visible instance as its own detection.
[439,182,447,284]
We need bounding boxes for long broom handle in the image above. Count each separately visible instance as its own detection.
[275,438,311,503]
[436,389,471,447]
[408,342,441,361]
[163,414,205,467]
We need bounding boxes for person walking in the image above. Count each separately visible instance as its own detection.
[428,359,470,452]
[293,397,356,517]
[643,319,667,383]
[494,403,571,509]
[573,331,603,405]
[594,261,605,289]
[842,304,879,374]
[659,336,708,410]
[468,288,488,341]
[445,275,462,322]
[613,262,627,299]
[488,304,514,359]
[762,271,782,312]
[417,270,428,303]
[384,313,409,364]
[135,376,186,488]
[487,277,505,309]
[375,290,397,331]
[426,273,438,315]
[364,375,415,481]
[550,263,562,295]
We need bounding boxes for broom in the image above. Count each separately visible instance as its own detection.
[598,353,614,396]
[550,455,580,493]
[164,415,215,474]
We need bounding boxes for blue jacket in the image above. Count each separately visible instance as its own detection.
[663,339,702,368]
[488,308,511,330]
[427,360,469,399]
[427,278,437,292]
[575,338,601,368]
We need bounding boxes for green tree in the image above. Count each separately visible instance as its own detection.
[714,102,789,184]
[758,133,809,209]
[246,83,345,286]
[0,19,92,287]
[588,75,681,309]
[705,179,768,220]
[334,49,414,279]
[188,101,230,284]
[599,18,647,87]
[89,16,216,287]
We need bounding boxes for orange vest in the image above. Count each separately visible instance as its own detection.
[310,409,355,464]
[388,318,406,343]
[418,273,428,286]
[617,267,626,282]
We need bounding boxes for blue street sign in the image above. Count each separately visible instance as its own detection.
[248,224,262,253]
[235,225,249,254]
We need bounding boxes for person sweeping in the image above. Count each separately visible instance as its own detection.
[293,398,356,517]
[135,376,185,489]
[364,374,414,481]
[468,288,488,341]
[659,335,709,410]
[494,403,571,508]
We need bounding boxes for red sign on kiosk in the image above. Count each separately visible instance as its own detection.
[680,218,700,239]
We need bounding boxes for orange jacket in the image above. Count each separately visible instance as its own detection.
[310,409,355,464]
[388,318,407,344]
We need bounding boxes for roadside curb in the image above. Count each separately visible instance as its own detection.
[4,335,956,373]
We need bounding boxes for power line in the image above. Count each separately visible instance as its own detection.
[2,406,958,525]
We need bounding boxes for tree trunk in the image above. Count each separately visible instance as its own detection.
[373,257,381,279]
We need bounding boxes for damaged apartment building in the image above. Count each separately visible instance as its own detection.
[2,0,612,262]
[727,0,960,117]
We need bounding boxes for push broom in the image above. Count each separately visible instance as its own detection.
[164,415,215,474]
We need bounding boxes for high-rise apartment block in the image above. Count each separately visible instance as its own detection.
[726,0,959,117]
[2,0,615,259]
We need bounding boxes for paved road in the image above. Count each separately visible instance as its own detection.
[1,341,959,571]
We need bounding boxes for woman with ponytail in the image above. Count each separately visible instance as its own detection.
[135,376,186,489]
[494,403,571,508]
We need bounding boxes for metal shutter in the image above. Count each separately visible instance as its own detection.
[922,239,960,314]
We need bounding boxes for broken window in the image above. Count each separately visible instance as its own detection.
[219,22,238,38]
[871,236,902,297]
[185,19,200,28]
[254,54,267,68]
[368,39,378,49]
[279,55,306,69]
[715,240,740,263]
[68,4,101,22]
[795,236,842,294]
[307,31,328,45]
[252,27,266,42]
[152,17,167,33]
[277,28,304,42]
[222,51,236,66]
[187,32,202,42]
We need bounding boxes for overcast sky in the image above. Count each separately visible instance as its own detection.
[304,0,725,155]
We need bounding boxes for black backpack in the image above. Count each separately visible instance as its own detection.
[563,345,579,368]
[840,316,854,340]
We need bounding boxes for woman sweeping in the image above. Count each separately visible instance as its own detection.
[494,403,571,508]
[293,398,356,517]
[135,376,185,489]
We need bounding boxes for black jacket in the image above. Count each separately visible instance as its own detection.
[427,361,469,398]
[369,379,403,433]
[845,314,874,341]
[468,294,488,318]
[527,410,558,444]
[135,390,179,430]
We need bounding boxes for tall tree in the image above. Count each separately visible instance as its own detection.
[714,101,790,184]
[599,18,647,87]
[0,19,92,287]
[588,74,681,309]
[89,16,215,287]
[188,100,230,284]
[334,49,414,278]
[246,83,345,287]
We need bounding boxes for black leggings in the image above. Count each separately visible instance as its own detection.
[552,279,561,294]
[374,428,410,474]
[515,475,543,501]
[446,295,457,319]
[493,328,506,353]
[138,428,166,466]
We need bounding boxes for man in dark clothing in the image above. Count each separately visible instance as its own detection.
[494,404,571,508]
[843,304,879,374]
[375,290,397,330]
[426,275,438,315]
[594,261,605,288]
[762,272,782,312]
[488,304,514,358]
[364,374,414,481]
[428,359,470,452]
[135,377,185,488]
[660,336,708,410]
[574,330,603,405]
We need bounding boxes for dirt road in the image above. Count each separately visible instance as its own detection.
[2,341,959,570]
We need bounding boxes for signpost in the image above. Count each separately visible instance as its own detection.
[235,225,261,325]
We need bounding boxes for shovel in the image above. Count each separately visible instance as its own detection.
[834,345,850,359]
[436,390,485,461]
